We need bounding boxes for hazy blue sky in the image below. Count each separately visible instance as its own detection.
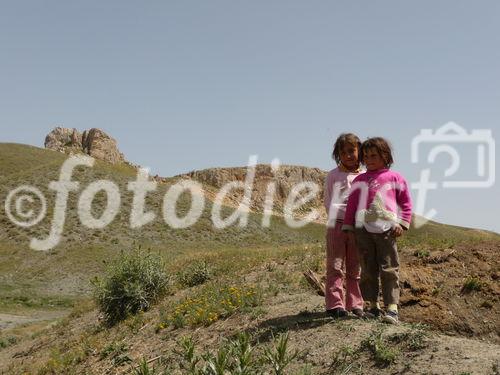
[1,1,498,232]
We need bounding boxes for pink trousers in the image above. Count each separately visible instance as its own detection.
[325,222,363,311]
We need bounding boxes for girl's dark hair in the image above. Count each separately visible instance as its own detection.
[360,137,394,167]
[332,133,362,165]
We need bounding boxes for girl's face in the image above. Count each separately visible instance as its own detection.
[339,144,359,171]
[363,148,386,171]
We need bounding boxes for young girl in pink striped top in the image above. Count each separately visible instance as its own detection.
[323,133,364,318]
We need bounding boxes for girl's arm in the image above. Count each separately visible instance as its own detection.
[341,181,361,232]
[323,173,333,214]
[396,176,412,230]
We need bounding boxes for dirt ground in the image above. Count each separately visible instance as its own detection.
[397,241,500,344]
[1,291,498,374]
[0,239,498,374]
[0,311,68,331]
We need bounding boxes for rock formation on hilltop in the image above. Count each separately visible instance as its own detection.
[178,164,328,220]
[44,127,327,221]
[183,164,326,202]
[44,127,125,165]
[44,127,82,152]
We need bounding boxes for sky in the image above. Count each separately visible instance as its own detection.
[1,1,499,232]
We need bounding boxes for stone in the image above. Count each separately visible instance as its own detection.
[44,127,125,165]
[44,127,82,152]
[81,128,124,165]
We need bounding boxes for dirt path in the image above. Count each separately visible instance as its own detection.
[0,310,68,331]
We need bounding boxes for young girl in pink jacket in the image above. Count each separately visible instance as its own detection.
[323,133,364,318]
[342,137,412,324]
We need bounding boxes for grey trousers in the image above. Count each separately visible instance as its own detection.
[354,227,400,305]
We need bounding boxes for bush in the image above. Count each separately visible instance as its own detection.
[92,250,170,325]
[177,261,212,287]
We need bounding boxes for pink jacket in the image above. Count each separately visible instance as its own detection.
[341,169,412,233]
[324,167,361,225]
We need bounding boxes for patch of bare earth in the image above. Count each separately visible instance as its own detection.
[399,241,500,343]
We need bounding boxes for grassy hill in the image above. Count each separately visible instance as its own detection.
[0,143,499,374]
[0,143,324,308]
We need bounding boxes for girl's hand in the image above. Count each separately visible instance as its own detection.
[391,224,403,237]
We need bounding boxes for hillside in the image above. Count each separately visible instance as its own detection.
[176,164,328,222]
[0,143,499,374]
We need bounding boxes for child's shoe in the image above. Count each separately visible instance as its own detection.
[350,308,366,319]
[382,310,399,324]
[364,307,384,319]
[326,308,348,319]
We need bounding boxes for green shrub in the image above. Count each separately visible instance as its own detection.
[361,329,398,367]
[0,335,17,349]
[100,341,127,360]
[177,261,212,287]
[263,332,299,375]
[462,276,483,293]
[329,345,360,374]
[133,357,162,374]
[38,348,86,374]
[92,250,170,325]
[388,324,429,351]
[413,249,430,259]
[173,332,296,375]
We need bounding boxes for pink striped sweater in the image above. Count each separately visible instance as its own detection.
[341,169,412,233]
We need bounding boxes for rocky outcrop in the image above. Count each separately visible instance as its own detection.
[178,165,328,220]
[81,128,124,165]
[44,127,125,165]
[44,127,83,153]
